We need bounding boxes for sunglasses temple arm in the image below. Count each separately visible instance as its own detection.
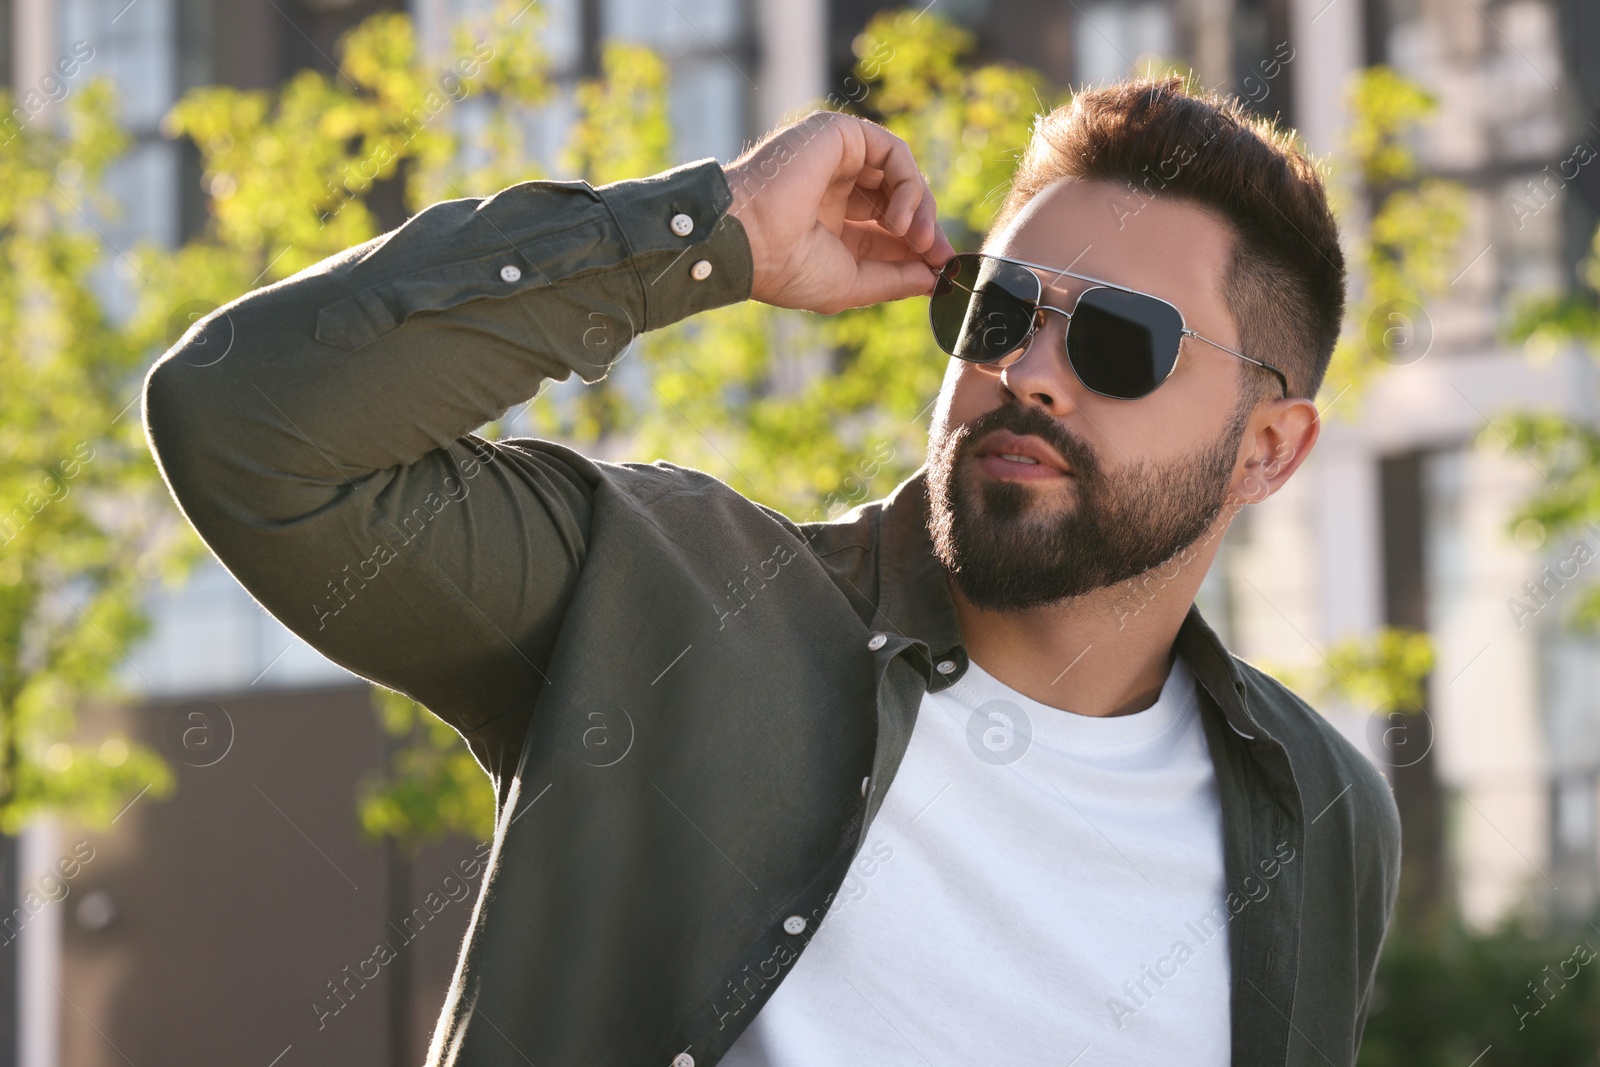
[1185,330,1290,399]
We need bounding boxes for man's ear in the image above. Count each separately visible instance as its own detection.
[1228,396,1320,507]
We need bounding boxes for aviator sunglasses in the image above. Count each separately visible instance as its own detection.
[929,253,1289,401]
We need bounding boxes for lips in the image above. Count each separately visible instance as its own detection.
[974,429,1073,475]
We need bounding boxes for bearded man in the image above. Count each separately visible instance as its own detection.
[144,77,1399,1067]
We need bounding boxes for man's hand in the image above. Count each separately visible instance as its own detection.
[724,112,954,315]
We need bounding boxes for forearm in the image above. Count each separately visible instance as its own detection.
[144,158,752,515]
[140,157,751,744]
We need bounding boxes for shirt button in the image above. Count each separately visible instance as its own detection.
[866,632,887,650]
[670,212,695,237]
[935,659,957,675]
[689,259,713,281]
[671,1055,694,1067]
[782,915,806,935]
[860,775,870,797]
[499,264,521,283]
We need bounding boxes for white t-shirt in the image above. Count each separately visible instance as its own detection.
[720,651,1231,1067]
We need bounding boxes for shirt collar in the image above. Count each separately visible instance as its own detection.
[873,464,1270,742]
[871,466,966,689]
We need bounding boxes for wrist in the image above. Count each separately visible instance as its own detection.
[595,158,754,331]
[721,161,771,304]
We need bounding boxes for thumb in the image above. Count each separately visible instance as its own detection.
[837,258,939,311]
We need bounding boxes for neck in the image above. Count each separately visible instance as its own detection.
[947,528,1223,718]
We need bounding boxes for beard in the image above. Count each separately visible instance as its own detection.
[926,398,1252,612]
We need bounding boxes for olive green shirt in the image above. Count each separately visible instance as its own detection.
[142,157,1401,1066]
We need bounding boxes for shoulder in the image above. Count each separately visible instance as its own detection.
[796,496,881,557]
[482,441,894,624]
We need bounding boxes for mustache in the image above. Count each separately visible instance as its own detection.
[952,403,1101,479]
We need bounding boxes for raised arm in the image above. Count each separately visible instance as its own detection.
[143,159,750,769]
[141,113,949,783]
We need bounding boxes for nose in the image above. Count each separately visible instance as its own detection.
[991,307,1086,414]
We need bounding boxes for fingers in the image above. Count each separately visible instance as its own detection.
[855,121,923,228]
[846,118,948,264]
[908,171,954,265]
[737,110,950,312]
[844,221,936,264]
[841,188,954,274]
[839,257,940,312]
[926,220,956,268]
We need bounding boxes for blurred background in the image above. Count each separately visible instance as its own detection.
[2,0,1600,1062]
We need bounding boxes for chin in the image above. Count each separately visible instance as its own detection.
[964,458,1073,522]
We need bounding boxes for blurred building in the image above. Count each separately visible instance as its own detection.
[4,0,1597,1064]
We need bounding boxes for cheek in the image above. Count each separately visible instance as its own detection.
[950,361,1006,416]
[1088,402,1220,481]
[1137,376,1239,453]
[930,361,985,440]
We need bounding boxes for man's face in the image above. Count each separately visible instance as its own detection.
[926,178,1259,612]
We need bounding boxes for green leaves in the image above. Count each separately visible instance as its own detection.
[1263,626,1435,713]
[357,687,495,851]
[564,43,672,187]
[1342,67,1439,188]
[152,0,557,289]
[1321,67,1469,407]
[853,11,1059,242]
[0,76,188,830]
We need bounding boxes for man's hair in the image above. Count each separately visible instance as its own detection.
[990,76,1346,401]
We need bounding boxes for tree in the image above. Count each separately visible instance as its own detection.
[0,65,210,1059]
[0,78,185,834]
[1268,625,1435,711]
[1492,217,1600,631]
[1320,67,1469,405]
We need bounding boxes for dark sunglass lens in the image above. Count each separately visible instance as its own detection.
[1066,287,1185,398]
[929,256,971,353]
[930,255,1038,363]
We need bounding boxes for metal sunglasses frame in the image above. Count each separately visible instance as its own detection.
[936,252,1291,400]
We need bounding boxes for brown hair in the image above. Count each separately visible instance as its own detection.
[991,76,1346,401]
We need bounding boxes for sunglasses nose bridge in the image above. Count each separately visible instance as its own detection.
[1030,302,1073,353]
[984,312,1072,398]
[981,304,1061,370]
[1036,303,1072,327]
